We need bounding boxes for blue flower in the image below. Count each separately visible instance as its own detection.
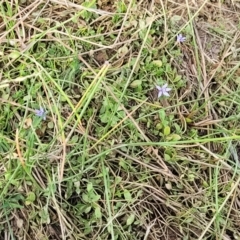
[156,84,171,98]
[177,34,186,43]
[35,107,46,120]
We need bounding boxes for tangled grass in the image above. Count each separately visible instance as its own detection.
[0,0,240,239]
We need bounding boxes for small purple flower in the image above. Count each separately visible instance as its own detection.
[35,107,46,120]
[176,34,186,43]
[156,84,171,98]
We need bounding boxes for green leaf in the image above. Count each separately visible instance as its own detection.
[163,126,171,136]
[126,214,135,225]
[152,60,162,67]
[90,193,100,202]
[39,206,50,224]
[156,123,163,130]
[82,193,89,202]
[203,181,209,187]
[9,51,20,59]
[185,117,192,123]
[70,135,79,143]
[74,181,81,195]
[95,206,102,219]
[173,75,182,82]
[84,206,92,213]
[188,174,195,182]
[115,176,122,184]
[124,189,132,202]
[25,192,36,205]
[158,109,166,121]
[119,159,128,170]
[130,80,142,88]
[166,134,181,141]
[87,182,93,192]
[164,153,171,161]
[171,134,181,141]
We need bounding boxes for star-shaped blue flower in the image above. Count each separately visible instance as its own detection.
[35,107,46,120]
[156,84,171,98]
[176,34,186,43]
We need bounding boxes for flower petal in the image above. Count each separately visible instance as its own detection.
[35,110,40,115]
[163,91,170,97]
[158,91,163,98]
[35,107,46,120]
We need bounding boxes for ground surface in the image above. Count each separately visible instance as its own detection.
[0,0,240,239]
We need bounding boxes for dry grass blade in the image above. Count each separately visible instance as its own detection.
[15,128,25,167]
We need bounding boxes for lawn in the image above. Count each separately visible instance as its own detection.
[1,0,240,239]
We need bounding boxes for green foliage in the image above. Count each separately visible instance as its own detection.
[99,96,125,127]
